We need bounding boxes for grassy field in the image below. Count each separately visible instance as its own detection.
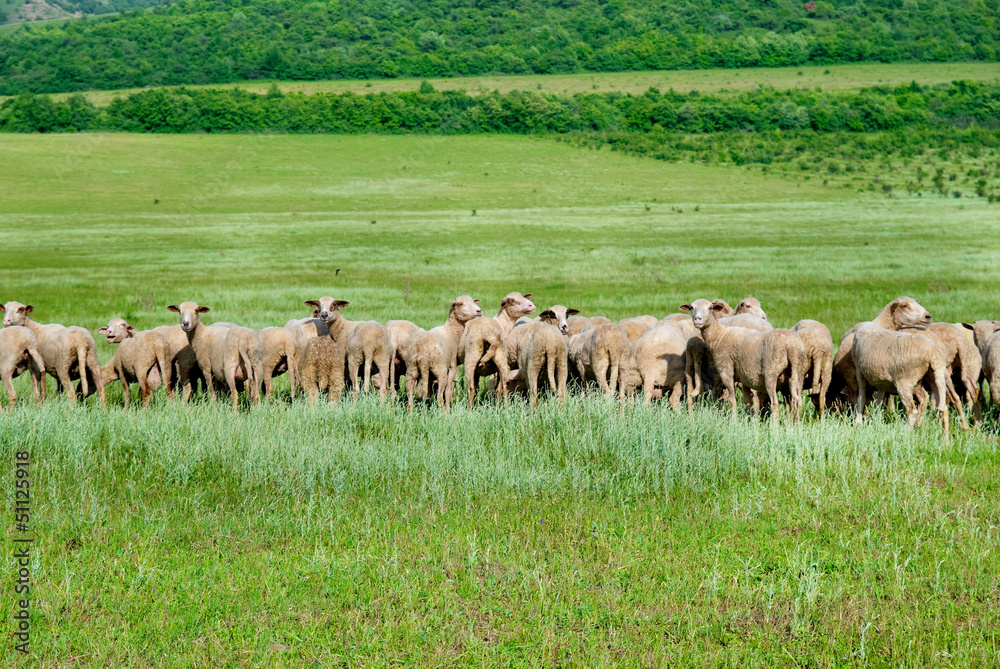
[17,61,1000,106]
[1,133,999,665]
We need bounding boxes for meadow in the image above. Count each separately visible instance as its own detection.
[17,61,1000,107]
[1,132,999,666]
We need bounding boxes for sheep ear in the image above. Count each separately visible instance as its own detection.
[567,309,580,316]
[679,304,692,312]
[473,299,480,304]
[24,305,33,314]
[523,293,532,299]
[711,303,726,312]
[0,304,4,312]
[197,306,211,313]
[126,325,136,336]
[540,310,554,320]
[333,300,349,309]
[97,327,109,334]
[961,322,974,330]
[167,305,180,313]
[500,298,510,308]
[304,300,319,308]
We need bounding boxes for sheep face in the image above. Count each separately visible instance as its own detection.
[451,296,483,324]
[168,301,211,332]
[539,305,580,335]
[889,297,932,328]
[501,292,536,319]
[679,298,725,330]
[97,318,137,344]
[1,301,33,327]
[735,297,767,321]
[306,297,350,324]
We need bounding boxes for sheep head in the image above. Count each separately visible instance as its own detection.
[98,318,137,343]
[1,301,33,328]
[734,297,767,321]
[886,296,931,329]
[168,302,211,332]
[306,297,350,324]
[539,305,579,335]
[500,292,535,319]
[680,298,727,330]
[450,296,483,324]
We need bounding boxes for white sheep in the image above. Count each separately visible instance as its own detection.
[0,325,45,410]
[962,321,1000,411]
[258,326,299,399]
[622,324,688,407]
[96,318,173,409]
[458,291,535,408]
[405,296,483,411]
[166,301,234,402]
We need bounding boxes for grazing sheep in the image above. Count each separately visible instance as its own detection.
[297,297,351,405]
[830,297,933,409]
[517,323,569,407]
[618,318,652,343]
[623,324,688,407]
[406,296,483,411]
[1,301,104,406]
[792,320,834,419]
[851,323,950,439]
[962,321,1000,410]
[258,326,299,399]
[0,326,45,410]
[681,299,805,422]
[210,326,264,409]
[566,316,592,336]
[166,301,233,402]
[568,323,630,397]
[458,291,536,408]
[385,320,424,390]
[96,318,172,409]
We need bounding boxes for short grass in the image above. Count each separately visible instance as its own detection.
[19,61,1000,106]
[1,133,999,666]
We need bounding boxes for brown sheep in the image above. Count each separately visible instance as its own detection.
[792,320,834,419]
[406,296,483,411]
[851,322,950,439]
[166,301,234,402]
[258,326,299,399]
[681,299,806,422]
[962,321,1000,410]
[97,318,173,409]
[345,321,395,397]
[568,323,630,397]
[1,301,105,406]
[0,325,45,410]
[682,299,735,409]
[458,291,536,408]
[622,324,688,407]
[297,297,351,405]
[830,297,934,409]
[902,323,979,429]
[385,320,424,390]
[516,323,569,407]
[210,326,264,409]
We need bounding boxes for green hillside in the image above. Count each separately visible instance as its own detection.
[1,0,998,94]
[0,0,158,27]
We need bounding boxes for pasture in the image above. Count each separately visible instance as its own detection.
[18,61,1000,107]
[1,132,999,666]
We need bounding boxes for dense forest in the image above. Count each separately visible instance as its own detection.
[0,0,160,27]
[1,0,998,94]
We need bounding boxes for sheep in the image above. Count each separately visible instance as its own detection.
[305,297,393,396]
[297,337,347,405]
[405,296,483,411]
[902,323,980,428]
[680,299,805,422]
[830,297,933,409]
[0,326,45,411]
[682,299,735,409]
[505,304,579,374]
[618,318,652,343]
[385,320,424,390]
[166,301,234,402]
[257,326,299,399]
[622,324,688,407]
[961,321,1000,410]
[733,297,767,321]
[568,323,630,397]
[96,318,172,409]
[589,316,612,327]
[458,291,536,408]
[633,315,660,328]
[517,323,569,407]
[1,301,105,406]
[210,326,264,409]
[538,305,580,335]
[792,320,834,419]
[851,322,950,439]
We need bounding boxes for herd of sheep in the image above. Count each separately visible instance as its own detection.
[1,294,999,440]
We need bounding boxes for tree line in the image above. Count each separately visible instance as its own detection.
[1,0,998,94]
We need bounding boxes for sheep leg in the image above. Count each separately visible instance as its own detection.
[494,349,510,404]
[405,369,417,412]
[225,361,239,410]
[546,355,558,402]
[574,360,588,395]
[765,374,780,424]
[2,372,15,412]
[465,353,480,409]
[288,352,299,400]
[594,358,610,396]
[669,382,683,411]
[642,374,654,405]
[557,354,568,406]
[58,366,76,405]
[943,375,968,431]
[363,357,373,394]
[719,366,739,418]
[854,365,868,425]
[444,364,456,410]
